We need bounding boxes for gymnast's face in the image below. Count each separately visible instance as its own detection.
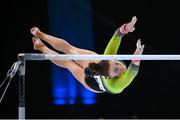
[108,60,126,78]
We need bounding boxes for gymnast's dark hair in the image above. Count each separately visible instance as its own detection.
[84,60,110,78]
[84,60,110,91]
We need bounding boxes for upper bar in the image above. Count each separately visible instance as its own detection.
[18,53,180,60]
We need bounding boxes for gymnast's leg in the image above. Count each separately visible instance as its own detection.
[30,27,97,68]
[32,37,99,93]
[30,27,97,55]
[32,37,67,68]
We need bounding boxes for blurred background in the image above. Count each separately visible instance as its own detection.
[1,0,180,119]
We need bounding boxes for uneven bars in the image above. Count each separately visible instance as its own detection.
[18,53,180,60]
[17,52,180,119]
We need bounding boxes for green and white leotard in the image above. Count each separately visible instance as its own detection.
[101,29,140,94]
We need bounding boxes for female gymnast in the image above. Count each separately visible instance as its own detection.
[30,16,145,94]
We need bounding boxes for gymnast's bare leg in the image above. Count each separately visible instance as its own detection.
[30,27,98,68]
[32,37,100,93]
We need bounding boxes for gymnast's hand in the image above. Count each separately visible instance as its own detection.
[134,39,145,55]
[120,16,137,34]
[30,27,41,38]
[125,16,137,33]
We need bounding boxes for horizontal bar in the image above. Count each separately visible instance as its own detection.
[18,53,180,60]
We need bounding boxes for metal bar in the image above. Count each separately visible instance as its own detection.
[18,53,180,60]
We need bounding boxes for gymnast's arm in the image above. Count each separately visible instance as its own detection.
[115,39,145,89]
[103,28,123,55]
[103,16,137,55]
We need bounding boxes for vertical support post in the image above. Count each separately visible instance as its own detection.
[18,54,26,120]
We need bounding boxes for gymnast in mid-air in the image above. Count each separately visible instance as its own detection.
[30,16,145,94]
